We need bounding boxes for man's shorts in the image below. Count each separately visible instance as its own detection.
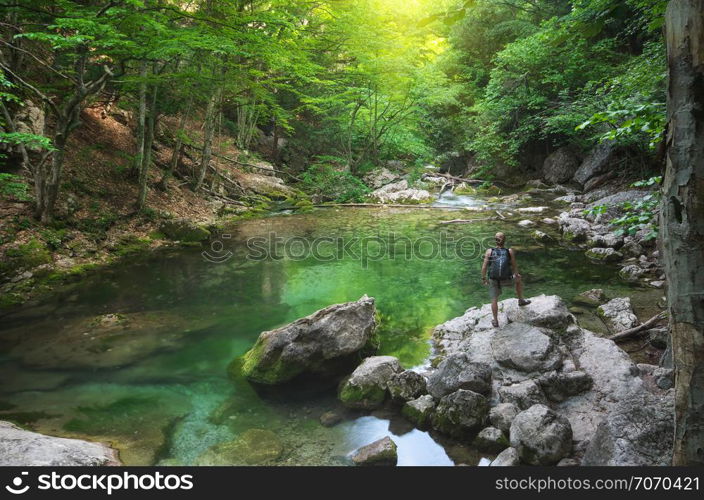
[489,278,514,299]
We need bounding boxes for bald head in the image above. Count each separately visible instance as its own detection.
[495,232,506,247]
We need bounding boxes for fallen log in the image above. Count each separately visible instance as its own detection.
[608,312,667,342]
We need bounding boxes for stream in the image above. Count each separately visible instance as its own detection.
[0,194,637,465]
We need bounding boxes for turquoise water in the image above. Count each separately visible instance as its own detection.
[0,204,633,465]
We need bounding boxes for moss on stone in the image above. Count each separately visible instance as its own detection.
[239,339,302,385]
[338,381,386,409]
[1,238,51,275]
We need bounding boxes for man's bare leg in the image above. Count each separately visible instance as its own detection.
[491,297,499,326]
[515,276,531,306]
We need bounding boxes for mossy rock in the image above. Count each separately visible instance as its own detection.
[238,338,304,385]
[585,248,623,263]
[158,219,211,242]
[1,239,51,275]
[338,379,387,410]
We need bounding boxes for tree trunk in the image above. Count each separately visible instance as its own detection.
[159,104,190,191]
[193,85,220,192]
[133,60,148,179]
[662,0,704,466]
[137,79,159,210]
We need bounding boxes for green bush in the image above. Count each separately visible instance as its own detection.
[299,159,371,203]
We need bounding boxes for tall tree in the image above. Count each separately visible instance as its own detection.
[662,0,704,466]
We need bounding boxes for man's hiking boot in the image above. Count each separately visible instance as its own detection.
[518,299,531,306]
[491,319,499,327]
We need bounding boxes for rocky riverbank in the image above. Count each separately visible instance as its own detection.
[235,294,673,466]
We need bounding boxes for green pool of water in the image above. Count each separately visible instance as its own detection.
[0,205,634,465]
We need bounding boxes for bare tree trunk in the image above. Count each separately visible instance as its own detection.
[159,98,191,191]
[193,84,221,192]
[662,0,704,466]
[133,60,148,179]
[137,78,159,210]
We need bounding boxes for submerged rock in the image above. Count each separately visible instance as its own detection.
[572,289,607,308]
[319,411,343,428]
[239,295,377,384]
[510,404,573,465]
[196,429,283,466]
[351,436,397,466]
[0,421,120,466]
[338,356,402,409]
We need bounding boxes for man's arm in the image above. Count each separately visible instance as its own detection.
[481,249,491,284]
[509,248,521,280]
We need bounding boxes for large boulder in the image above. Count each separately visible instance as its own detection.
[387,370,427,402]
[426,353,491,399]
[581,391,674,465]
[240,296,377,384]
[431,389,489,438]
[433,295,574,354]
[585,190,647,222]
[363,168,400,189]
[351,436,398,466]
[339,356,402,409]
[597,297,638,333]
[542,146,580,184]
[0,421,120,466]
[573,140,621,189]
[490,323,563,373]
[510,404,573,465]
[557,213,592,243]
[233,171,295,199]
[369,180,432,204]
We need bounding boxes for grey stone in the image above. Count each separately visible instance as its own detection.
[426,353,491,398]
[491,323,563,373]
[581,392,673,465]
[597,298,639,333]
[387,370,427,402]
[489,447,521,466]
[402,394,435,428]
[490,403,520,434]
[339,355,403,410]
[474,427,508,453]
[351,437,398,466]
[510,404,573,465]
[241,296,378,384]
[585,247,623,263]
[537,371,593,402]
[542,146,581,184]
[431,389,490,438]
[498,380,548,410]
[0,421,120,466]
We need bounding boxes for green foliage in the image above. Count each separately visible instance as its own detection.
[300,158,371,203]
[1,238,51,275]
[0,173,30,200]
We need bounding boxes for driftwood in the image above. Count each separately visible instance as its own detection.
[608,312,667,342]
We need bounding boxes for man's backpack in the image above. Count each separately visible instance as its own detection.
[488,247,513,281]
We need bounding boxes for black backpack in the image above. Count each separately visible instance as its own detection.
[488,247,512,281]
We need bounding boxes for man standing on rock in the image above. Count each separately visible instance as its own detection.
[481,232,531,327]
